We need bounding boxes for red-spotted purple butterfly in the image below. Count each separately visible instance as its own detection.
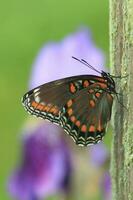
[22,57,118,146]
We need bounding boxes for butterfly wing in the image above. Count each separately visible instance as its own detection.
[60,86,113,146]
[22,75,113,146]
[22,75,95,124]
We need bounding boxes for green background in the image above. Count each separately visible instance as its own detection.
[0,1,109,199]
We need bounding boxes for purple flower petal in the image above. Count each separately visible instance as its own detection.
[29,27,105,89]
[101,172,112,200]
[8,122,72,200]
[89,143,109,167]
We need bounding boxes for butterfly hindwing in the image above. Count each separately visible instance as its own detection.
[60,85,113,146]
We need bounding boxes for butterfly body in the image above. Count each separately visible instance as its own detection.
[22,71,115,146]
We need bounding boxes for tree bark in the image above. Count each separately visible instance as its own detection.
[110,0,133,199]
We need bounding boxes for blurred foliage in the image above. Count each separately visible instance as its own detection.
[0,0,109,199]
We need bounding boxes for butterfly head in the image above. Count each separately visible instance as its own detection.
[101,71,116,94]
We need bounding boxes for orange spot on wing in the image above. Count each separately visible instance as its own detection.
[67,99,73,107]
[70,116,76,123]
[89,125,95,132]
[97,120,102,131]
[37,104,44,110]
[44,105,59,115]
[52,107,59,115]
[31,101,59,115]
[83,80,89,87]
[98,82,107,89]
[67,108,73,116]
[42,104,51,111]
[31,101,38,108]
[42,105,46,111]
[95,92,101,98]
[75,120,81,127]
[81,124,87,132]
[49,107,54,112]
[70,83,76,93]
[89,100,95,108]
[31,101,45,111]
[43,105,50,112]
[50,106,58,114]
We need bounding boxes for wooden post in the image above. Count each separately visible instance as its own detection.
[110,0,133,199]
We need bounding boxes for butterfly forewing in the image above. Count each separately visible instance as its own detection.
[22,75,113,146]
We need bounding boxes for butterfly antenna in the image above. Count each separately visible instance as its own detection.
[110,74,129,79]
[81,59,101,74]
[72,56,101,74]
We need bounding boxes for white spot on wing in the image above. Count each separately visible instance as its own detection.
[27,98,30,103]
[30,107,34,111]
[35,96,40,103]
[41,102,45,105]
[34,91,40,97]
[34,88,40,93]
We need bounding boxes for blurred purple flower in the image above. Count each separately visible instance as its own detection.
[29,27,105,89]
[8,27,106,200]
[101,172,112,200]
[89,143,109,167]
[8,122,72,200]
[89,143,112,200]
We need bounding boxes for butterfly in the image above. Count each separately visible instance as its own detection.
[22,57,118,146]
